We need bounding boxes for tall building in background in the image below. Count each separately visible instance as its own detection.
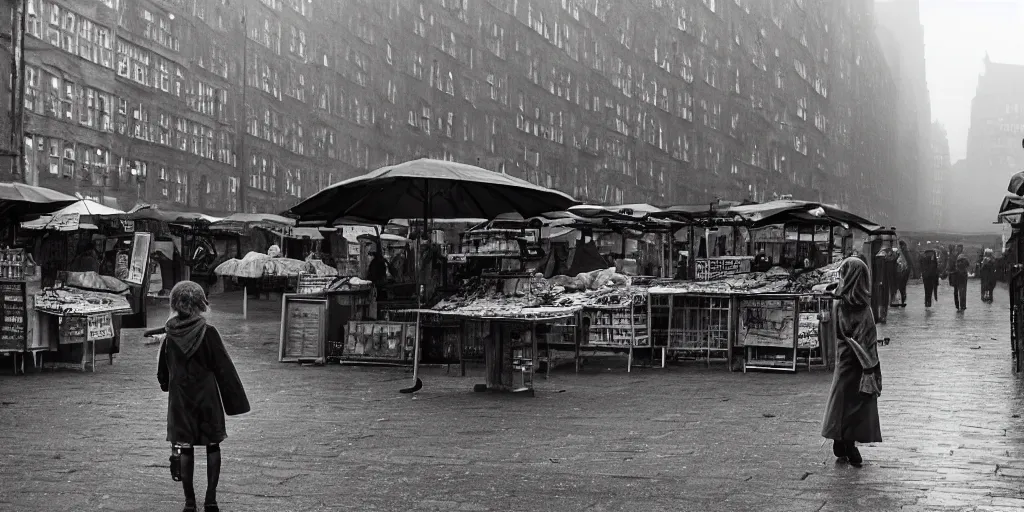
[874,0,931,230]
[928,122,950,230]
[960,55,1024,233]
[12,0,902,220]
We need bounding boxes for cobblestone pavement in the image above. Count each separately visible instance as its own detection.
[1,280,1023,512]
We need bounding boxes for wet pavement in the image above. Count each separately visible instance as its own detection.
[1,280,1023,511]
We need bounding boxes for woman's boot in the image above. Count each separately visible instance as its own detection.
[832,440,847,459]
[846,442,863,466]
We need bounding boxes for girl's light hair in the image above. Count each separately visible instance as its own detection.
[169,281,209,318]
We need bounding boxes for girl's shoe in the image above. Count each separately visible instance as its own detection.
[204,504,219,512]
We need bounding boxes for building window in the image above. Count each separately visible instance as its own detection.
[682,54,694,83]
[117,39,151,87]
[24,65,41,113]
[26,0,42,38]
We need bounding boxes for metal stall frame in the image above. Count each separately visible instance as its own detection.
[654,292,734,368]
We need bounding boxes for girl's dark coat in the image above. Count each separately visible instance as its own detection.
[158,324,250,445]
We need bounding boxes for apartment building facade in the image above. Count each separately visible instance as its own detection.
[7,0,901,221]
[958,56,1024,232]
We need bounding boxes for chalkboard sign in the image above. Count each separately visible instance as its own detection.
[279,297,327,362]
[0,280,27,351]
[738,297,797,348]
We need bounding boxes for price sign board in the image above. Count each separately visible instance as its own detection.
[87,313,114,341]
[695,257,753,281]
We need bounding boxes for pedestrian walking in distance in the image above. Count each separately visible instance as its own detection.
[919,249,940,308]
[980,248,996,303]
[951,247,970,311]
[822,257,883,467]
[158,281,250,512]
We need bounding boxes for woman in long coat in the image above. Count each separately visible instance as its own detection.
[822,257,883,466]
[158,281,250,512]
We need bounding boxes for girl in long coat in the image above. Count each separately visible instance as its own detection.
[822,257,883,466]
[158,281,250,512]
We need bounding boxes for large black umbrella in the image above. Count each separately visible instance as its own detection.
[283,159,579,393]
[0,182,78,218]
[283,158,578,225]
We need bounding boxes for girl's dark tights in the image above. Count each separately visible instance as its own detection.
[179,446,196,506]
[206,444,221,505]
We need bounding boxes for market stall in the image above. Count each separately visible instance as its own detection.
[282,158,579,394]
[0,184,78,373]
[213,251,331,318]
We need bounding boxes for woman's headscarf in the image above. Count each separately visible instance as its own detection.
[835,257,871,309]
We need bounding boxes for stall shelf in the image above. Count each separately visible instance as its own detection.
[580,296,651,372]
[0,279,29,373]
[33,285,132,372]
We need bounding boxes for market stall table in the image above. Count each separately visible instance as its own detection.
[33,287,133,372]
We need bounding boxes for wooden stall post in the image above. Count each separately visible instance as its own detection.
[828,225,836,264]
[243,284,248,319]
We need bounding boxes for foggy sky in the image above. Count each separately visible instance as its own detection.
[921,0,1024,162]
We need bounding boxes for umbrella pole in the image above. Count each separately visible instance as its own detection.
[403,179,429,394]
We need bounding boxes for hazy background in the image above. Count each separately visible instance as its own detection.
[922,0,1024,161]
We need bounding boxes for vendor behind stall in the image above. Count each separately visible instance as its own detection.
[70,246,101,273]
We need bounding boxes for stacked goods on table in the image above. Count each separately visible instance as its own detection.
[429,267,645,319]
[648,261,842,295]
[34,288,132,316]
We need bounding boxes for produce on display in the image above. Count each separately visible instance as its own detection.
[34,288,133,316]
[424,262,842,320]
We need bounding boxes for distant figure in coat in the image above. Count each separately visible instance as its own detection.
[980,248,996,303]
[822,257,883,466]
[919,249,940,307]
[952,249,970,311]
[158,281,250,512]
[895,241,911,306]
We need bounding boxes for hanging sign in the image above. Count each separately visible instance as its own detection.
[125,232,153,285]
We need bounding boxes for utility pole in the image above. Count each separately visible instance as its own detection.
[3,0,27,182]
